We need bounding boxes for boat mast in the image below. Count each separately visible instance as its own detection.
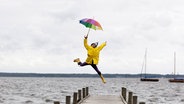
[144,48,147,77]
[174,52,176,78]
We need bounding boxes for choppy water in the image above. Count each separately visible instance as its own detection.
[0,77,184,104]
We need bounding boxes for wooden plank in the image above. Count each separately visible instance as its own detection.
[80,95,125,104]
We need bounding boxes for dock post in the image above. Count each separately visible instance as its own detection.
[139,102,145,104]
[73,92,78,104]
[128,91,133,104]
[86,87,89,96]
[133,96,137,104]
[66,96,71,104]
[78,90,82,101]
[54,101,60,104]
[122,87,127,101]
[82,88,86,98]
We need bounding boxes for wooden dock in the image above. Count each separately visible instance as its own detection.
[80,95,125,104]
[54,87,145,104]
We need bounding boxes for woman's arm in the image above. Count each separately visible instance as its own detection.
[98,41,106,51]
[84,35,90,49]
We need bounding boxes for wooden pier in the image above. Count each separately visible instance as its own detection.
[54,87,145,104]
[80,95,125,104]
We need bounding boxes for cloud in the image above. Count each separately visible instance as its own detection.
[0,0,184,74]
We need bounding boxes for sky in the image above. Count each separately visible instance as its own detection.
[1,0,184,74]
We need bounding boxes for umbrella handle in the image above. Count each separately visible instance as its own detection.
[87,16,93,37]
[87,28,91,37]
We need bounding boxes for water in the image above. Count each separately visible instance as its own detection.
[0,77,184,104]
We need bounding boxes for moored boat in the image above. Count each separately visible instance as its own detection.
[169,79,184,83]
[140,48,159,82]
[141,78,159,82]
[168,52,184,83]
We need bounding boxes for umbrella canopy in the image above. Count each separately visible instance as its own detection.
[79,18,103,36]
[80,18,103,30]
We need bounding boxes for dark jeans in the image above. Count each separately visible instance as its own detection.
[78,62,102,76]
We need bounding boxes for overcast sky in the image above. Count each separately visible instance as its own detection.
[1,0,184,74]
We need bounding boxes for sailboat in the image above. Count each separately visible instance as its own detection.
[140,48,159,82]
[168,52,184,83]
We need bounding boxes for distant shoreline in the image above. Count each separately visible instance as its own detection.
[0,72,183,78]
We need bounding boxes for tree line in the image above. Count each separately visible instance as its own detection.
[0,72,183,78]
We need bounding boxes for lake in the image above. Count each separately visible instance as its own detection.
[0,77,183,104]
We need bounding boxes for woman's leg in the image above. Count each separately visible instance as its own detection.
[91,64,106,83]
[78,62,89,66]
[91,64,101,76]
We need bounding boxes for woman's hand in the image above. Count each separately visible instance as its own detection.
[84,35,88,39]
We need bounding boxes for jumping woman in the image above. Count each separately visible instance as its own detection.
[74,35,107,83]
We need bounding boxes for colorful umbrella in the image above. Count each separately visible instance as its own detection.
[79,18,103,37]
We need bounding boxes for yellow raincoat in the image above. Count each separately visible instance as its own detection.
[84,38,106,65]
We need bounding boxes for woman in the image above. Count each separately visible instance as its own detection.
[74,35,107,83]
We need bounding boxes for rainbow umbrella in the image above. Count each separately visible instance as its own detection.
[79,18,103,37]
